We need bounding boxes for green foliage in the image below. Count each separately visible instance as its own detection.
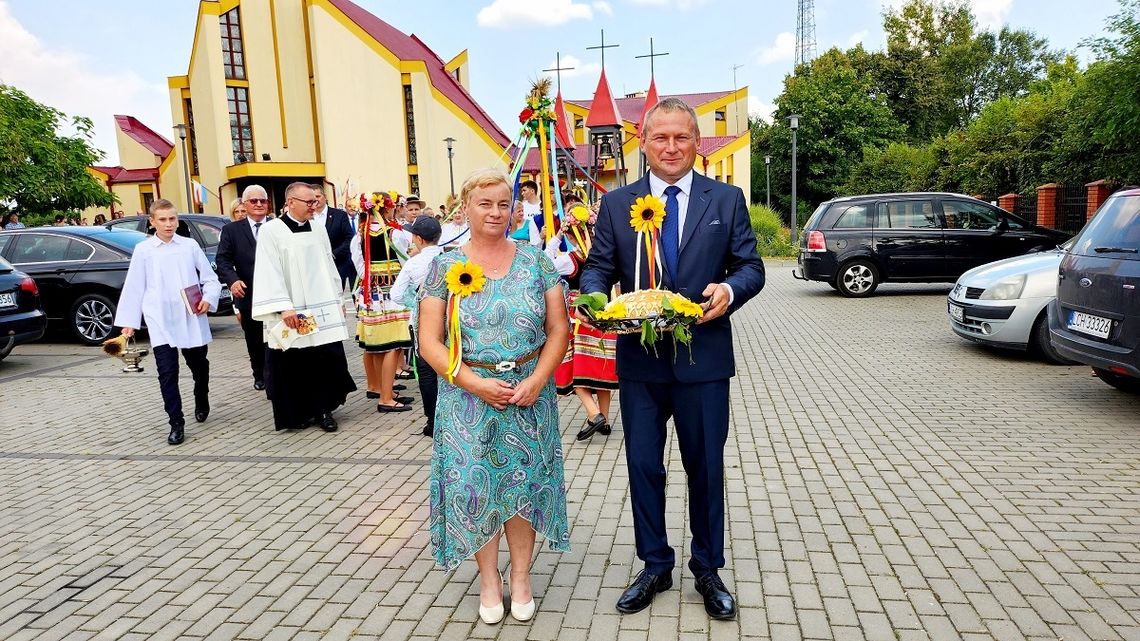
[749,204,796,257]
[0,84,113,215]
[843,142,939,195]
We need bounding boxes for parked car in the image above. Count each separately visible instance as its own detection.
[793,192,1071,297]
[947,241,1074,363]
[0,227,232,345]
[0,255,47,361]
[1049,188,1140,393]
[105,213,224,270]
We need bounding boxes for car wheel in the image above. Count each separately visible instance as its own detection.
[1093,368,1140,394]
[827,280,839,290]
[71,293,116,345]
[836,260,879,298]
[1032,314,1076,365]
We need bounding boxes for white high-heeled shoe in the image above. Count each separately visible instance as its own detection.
[478,571,505,624]
[510,597,536,622]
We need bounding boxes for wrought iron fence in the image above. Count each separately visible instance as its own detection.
[1056,184,1089,233]
[1015,193,1038,225]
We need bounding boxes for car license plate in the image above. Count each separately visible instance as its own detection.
[948,302,964,322]
[0,292,14,308]
[1068,311,1112,339]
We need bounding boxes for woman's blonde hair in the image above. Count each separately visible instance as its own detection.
[459,168,510,206]
[228,197,246,220]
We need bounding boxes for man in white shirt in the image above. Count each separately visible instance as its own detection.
[115,199,222,445]
[389,215,443,436]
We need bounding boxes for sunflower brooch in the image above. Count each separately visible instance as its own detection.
[443,261,486,381]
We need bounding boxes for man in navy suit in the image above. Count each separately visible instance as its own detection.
[216,184,271,390]
[311,184,357,289]
[580,97,765,620]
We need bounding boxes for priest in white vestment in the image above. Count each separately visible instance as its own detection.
[252,182,357,431]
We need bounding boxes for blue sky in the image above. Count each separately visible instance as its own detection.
[0,0,1121,165]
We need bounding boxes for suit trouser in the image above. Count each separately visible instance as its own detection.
[411,330,438,431]
[153,344,209,427]
[238,310,265,381]
[620,378,730,578]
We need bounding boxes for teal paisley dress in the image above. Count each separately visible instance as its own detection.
[424,243,571,570]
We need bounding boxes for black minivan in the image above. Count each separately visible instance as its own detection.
[1049,188,1140,393]
[793,192,1070,297]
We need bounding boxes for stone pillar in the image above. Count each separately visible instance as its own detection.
[1086,179,1114,220]
[998,193,1019,213]
[1037,183,1059,228]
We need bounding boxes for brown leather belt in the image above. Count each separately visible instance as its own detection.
[463,346,543,373]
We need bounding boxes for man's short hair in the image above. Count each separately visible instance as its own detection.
[149,199,177,216]
[309,183,325,194]
[641,96,700,138]
[285,181,313,199]
[520,180,539,193]
[242,184,268,200]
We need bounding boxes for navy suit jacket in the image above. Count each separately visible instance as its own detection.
[324,207,356,282]
[216,219,259,314]
[580,172,765,383]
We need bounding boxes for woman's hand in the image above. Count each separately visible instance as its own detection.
[469,375,515,411]
[508,375,544,407]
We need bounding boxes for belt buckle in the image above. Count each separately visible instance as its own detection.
[494,360,516,373]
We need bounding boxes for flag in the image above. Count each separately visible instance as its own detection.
[192,181,208,206]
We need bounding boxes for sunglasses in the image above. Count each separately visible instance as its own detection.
[246,198,269,205]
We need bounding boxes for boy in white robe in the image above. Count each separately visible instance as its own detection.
[115,199,221,445]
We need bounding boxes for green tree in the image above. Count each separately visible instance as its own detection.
[0,84,114,215]
[843,142,939,195]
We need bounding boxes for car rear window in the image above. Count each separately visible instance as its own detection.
[1071,195,1140,258]
[832,204,872,228]
[0,255,11,272]
[803,203,831,230]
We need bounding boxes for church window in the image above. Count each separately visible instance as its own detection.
[220,8,246,81]
[184,98,200,176]
[403,85,418,165]
[227,86,254,164]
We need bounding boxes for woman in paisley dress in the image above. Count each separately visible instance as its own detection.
[419,169,571,624]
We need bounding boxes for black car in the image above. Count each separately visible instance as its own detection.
[1049,188,1140,393]
[105,214,224,270]
[0,227,233,345]
[0,255,47,361]
[793,192,1071,297]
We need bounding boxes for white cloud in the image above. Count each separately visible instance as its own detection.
[540,53,600,80]
[592,1,613,16]
[881,0,1013,30]
[625,0,709,8]
[0,1,169,166]
[847,30,869,47]
[748,96,775,123]
[755,32,795,65]
[477,0,598,28]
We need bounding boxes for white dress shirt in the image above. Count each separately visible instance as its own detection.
[114,234,221,348]
[647,169,733,304]
[311,206,328,230]
[248,215,266,238]
[439,222,469,248]
[389,244,444,328]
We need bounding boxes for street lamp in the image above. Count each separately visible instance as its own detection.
[443,137,456,196]
[764,154,771,210]
[788,114,800,246]
[174,124,193,213]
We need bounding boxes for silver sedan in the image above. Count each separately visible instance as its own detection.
[946,243,1074,364]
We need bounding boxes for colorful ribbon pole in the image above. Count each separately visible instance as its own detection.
[537,121,555,243]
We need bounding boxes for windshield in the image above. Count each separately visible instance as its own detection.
[1071,195,1140,257]
[99,229,148,254]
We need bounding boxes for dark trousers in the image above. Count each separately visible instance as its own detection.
[153,344,209,428]
[412,331,438,431]
[238,310,265,382]
[620,378,730,578]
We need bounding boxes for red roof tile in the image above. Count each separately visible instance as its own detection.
[697,134,744,157]
[326,0,509,148]
[569,90,734,128]
[114,115,173,159]
[91,165,158,184]
[584,69,622,128]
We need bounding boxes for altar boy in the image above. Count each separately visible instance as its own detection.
[115,199,222,445]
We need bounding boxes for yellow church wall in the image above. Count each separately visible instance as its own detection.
[183,13,232,215]
[115,128,160,170]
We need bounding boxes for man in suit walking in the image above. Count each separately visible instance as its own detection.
[580,97,765,620]
[311,184,357,290]
[216,184,271,391]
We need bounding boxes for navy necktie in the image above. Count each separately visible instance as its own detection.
[661,185,681,283]
[254,222,262,238]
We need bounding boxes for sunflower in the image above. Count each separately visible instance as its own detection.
[629,195,666,233]
[593,301,628,321]
[445,261,486,297]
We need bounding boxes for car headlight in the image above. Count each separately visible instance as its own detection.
[980,274,1026,300]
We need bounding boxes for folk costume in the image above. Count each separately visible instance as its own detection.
[251,213,357,430]
[549,233,618,396]
[352,216,412,353]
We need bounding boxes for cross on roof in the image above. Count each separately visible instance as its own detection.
[586,29,620,69]
[635,37,670,79]
[542,52,576,94]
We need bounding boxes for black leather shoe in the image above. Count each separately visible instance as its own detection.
[695,574,737,620]
[167,424,185,445]
[616,570,672,614]
[395,395,415,404]
[318,412,338,432]
[253,379,265,391]
[599,422,612,436]
[194,401,209,423]
[576,413,606,441]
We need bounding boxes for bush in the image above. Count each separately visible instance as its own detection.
[749,204,797,257]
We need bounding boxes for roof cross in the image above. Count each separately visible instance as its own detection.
[542,52,576,94]
[635,37,670,79]
[586,29,620,70]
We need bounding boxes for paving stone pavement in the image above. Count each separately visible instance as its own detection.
[0,261,1138,640]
